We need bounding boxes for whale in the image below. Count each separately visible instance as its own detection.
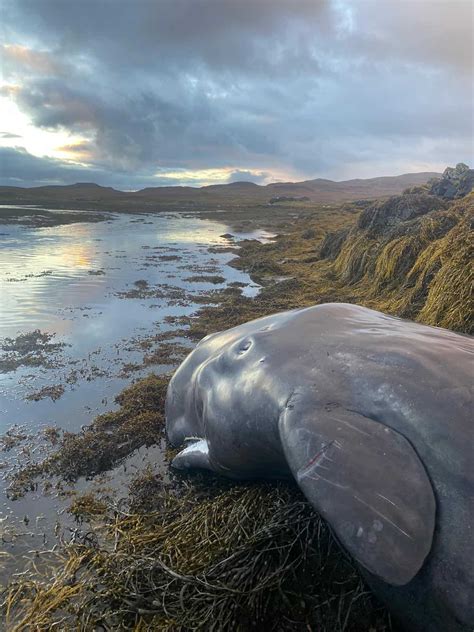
[165,303,473,631]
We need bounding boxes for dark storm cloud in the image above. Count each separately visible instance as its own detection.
[1,0,472,187]
[0,146,205,189]
[2,0,331,74]
[11,77,279,171]
[0,146,99,186]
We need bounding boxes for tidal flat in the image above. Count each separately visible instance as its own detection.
[1,191,471,630]
[0,207,271,578]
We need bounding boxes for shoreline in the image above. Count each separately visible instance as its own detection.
[0,205,114,228]
[1,189,472,630]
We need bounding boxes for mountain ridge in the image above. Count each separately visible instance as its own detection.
[0,171,441,206]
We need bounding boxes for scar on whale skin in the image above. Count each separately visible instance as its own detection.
[297,440,339,481]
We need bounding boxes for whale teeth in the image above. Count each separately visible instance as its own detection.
[184,436,202,444]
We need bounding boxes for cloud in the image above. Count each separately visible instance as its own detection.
[0,146,145,188]
[227,170,269,184]
[56,140,94,161]
[0,146,107,187]
[1,146,266,189]
[345,1,473,74]
[2,44,65,77]
[2,0,332,75]
[1,0,472,187]
[0,131,22,139]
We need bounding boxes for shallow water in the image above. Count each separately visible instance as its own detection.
[0,211,270,431]
[0,208,271,576]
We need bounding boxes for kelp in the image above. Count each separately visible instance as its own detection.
[417,216,473,331]
[2,482,392,631]
[2,191,471,630]
[7,374,170,498]
[325,193,473,333]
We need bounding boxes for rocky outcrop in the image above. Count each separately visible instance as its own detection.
[429,163,474,199]
[356,193,447,237]
[317,192,473,332]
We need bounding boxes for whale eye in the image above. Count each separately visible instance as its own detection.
[237,339,253,355]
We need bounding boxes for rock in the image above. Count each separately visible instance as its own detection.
[356,193,447,237]
[429,163,474,199]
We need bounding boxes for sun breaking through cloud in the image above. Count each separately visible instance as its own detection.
[0,0,472,188]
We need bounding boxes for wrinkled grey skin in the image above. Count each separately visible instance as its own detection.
[165,303,473,631]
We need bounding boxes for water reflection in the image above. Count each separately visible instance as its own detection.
[0,209,271,577]
[0,209,269,434]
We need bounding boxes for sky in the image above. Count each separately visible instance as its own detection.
[0,0,473,189]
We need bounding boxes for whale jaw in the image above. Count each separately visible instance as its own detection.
[171,439,212,471]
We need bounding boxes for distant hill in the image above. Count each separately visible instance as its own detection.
[265,172,442,201]
[0,171,441,208]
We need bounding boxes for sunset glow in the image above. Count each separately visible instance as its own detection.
[0,96,90,162]
[1,0,472,188]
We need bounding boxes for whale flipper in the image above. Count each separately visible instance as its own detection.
[279,395,436,586]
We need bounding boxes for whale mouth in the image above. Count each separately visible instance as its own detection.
[171,438,212,471]
[166,412,199,448]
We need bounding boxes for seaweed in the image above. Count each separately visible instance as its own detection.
[2,483,393,631]
[26,384,65,402]
[318,193,473,332]
[0,330,67,373]
[7,374,169,496]
[0,427,30,452]
[2,190,471,630]
[184,275,226,284]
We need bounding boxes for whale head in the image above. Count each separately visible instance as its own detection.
[165,311,300,478]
